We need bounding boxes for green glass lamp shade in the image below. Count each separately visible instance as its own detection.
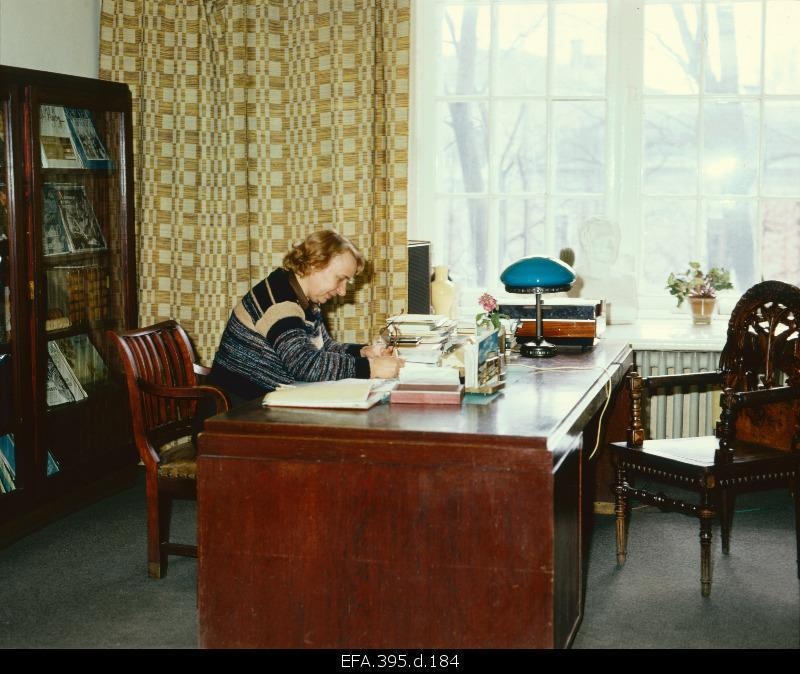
[500,256,576,358]
[500,256,576,294]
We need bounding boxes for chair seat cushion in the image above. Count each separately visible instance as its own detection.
[619,436,718,467]
[157,439,197,480]
[611,435,798,470]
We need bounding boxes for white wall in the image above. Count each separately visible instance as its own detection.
[0,0,100,78]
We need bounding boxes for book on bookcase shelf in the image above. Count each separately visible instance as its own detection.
[40,105,112,171]
[0,433,59,493]
[46,341,87,407]
[54,333,108,394]
[0,287,8,342]
[51,183,107,253]
[0,117,5,171]
[39,105,81,169]
[66,267,86,323]
[0,354,10,429]
[2,280,8,336]
[85,265,107,322]
[42,183,72,256]
[63,107,113,170]
[45,316,71,332]
[0,189,8,241]
[46,450,61,477]
[46,263,109,329]
[46,266,75,325]
[0,433,15,494]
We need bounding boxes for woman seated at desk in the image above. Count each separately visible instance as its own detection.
[208,229,402,406]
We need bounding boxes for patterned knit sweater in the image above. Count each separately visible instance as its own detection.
[208,268,369,402]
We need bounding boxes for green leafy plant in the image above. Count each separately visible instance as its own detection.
[666,262,733,308]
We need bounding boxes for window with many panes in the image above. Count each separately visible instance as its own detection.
[410,0,800,315]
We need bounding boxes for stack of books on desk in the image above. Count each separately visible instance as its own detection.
[387,314,458,364]
[390,362,464,405]
[456,318,478,337]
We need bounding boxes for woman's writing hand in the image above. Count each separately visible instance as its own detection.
[369,355,404,379]
[361,343,395,358]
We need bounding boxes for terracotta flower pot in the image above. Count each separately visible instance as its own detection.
[688,297,716,325]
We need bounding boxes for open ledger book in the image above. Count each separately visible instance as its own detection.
[262,378,393,410]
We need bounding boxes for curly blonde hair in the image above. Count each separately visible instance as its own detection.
[283,229,365,277]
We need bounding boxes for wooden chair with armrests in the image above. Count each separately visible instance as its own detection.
[108,320,229,578]
[610,280,800,596]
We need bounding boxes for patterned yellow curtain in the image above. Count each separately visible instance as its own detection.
[99,0,409,362]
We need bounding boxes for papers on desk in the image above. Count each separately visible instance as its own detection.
[388,313,450,327]
[396,342,446,364]
[387,314,458,363]
[387,314,457,339]
[262,378,391,410]
[399,362,461,385]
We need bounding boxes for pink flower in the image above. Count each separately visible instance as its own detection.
[478,293,497,313]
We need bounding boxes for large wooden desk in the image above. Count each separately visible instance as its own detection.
[197,340,632,649]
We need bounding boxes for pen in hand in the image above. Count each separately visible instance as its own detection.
[362,337,396,359]
[373,338,393,358]
[378,324,402,357]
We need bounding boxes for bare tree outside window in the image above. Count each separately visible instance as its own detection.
[434,2,606,293]
[642,1,800,293]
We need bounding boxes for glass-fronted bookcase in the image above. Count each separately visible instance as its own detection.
[0,65,137,542]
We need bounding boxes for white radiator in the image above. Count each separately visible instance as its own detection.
[635,349,722,440]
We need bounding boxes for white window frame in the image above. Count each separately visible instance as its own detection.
[409,0,799,320]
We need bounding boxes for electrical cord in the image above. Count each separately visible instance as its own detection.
[513,362,614,460]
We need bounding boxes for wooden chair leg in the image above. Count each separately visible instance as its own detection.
[720,489,734,555]
[700,493,714,598]
[614,464,628,566]
[793,479,800,580]
[145,476,163,579]
[158,494,173,579]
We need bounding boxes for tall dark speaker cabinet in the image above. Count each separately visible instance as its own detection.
[407,240,431,314]
[0,65,138,546]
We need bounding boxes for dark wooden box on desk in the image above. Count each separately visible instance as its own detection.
[197,341,633,649]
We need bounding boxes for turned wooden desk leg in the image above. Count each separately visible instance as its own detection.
[614,464,628,566]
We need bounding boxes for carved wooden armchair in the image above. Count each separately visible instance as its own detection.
[610,281,800,596]
[108,320,229,578]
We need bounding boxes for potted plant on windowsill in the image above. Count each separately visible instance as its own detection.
[666,262,733,325]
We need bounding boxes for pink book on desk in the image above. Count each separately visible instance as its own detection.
[389,383,464,405]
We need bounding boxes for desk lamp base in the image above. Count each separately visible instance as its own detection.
[520,339,557,358]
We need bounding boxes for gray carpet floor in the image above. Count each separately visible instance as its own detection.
[574,488,800,649]
[0,469,798,649]
[0,472,198,649]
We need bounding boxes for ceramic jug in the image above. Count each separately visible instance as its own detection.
[431,265,457,318]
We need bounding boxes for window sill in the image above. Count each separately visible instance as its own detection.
[603,317,727,352]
